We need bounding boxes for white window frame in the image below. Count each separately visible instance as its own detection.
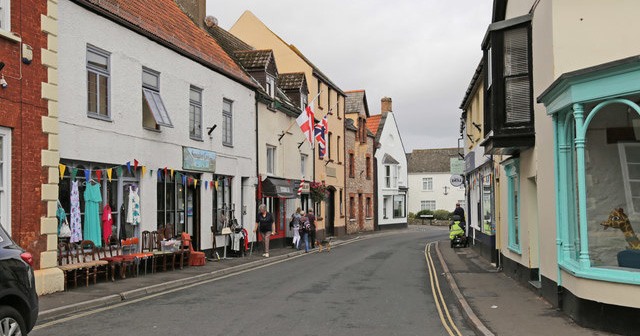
[422,177,433,191]
[384,165,391,188]
[266,75,275,98]
[618,143,640,214]
[142,67,173,128]
[222,99,233,147]
[300,154,307,177]
[266,145,276,175]
[421,200,436,211]
[0,0,10,32]
[86,45,111,120]
[0,128,11,236]
[189,86,203,140]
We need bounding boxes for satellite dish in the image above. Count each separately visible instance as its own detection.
[204,16,218,28]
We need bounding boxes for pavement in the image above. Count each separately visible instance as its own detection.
[37,226,617,335]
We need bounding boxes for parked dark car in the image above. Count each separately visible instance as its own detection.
[0,225,38,335]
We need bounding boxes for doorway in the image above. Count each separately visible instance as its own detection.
[325,189,335,236]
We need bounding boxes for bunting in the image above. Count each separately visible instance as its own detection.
[59,164,66,180]
[96,170,102,183]
[106,168,113,181]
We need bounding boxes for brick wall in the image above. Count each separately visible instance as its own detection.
[345,122,375,234]
[0,0,51,269]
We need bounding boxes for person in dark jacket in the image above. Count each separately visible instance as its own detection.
[453,203,465,223]
[307,208,316,247]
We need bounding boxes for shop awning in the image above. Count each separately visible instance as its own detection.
[262,177,296,198]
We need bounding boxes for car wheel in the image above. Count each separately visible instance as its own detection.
[0,306,26,336]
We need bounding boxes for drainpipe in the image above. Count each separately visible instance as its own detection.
[254,92,260,234]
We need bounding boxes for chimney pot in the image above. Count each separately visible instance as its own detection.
[381,97,392,113]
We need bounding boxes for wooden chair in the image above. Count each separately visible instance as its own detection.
[181,232,205,266]
[151,230,175,272]
[78,240,109,285]
[57,242,86,290]
[141,230,158,273]
[100,241,135,280]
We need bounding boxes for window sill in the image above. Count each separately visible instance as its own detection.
[348,218,356,222]
[559,261,640,286]
[143,126,161,133]
[190,136,204,142]
[365,217,373,220]
[87,113,112,122]
[223,143,234,148]
[0,29,21,43]
[508,244,522,255]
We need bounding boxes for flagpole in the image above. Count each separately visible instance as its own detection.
[278,90,324,141]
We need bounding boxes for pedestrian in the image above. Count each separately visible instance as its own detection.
[290,207,302,249]
[254,204,275,257]
[307,208,316,248]
[453,202,465,223]
[300,214,311,252]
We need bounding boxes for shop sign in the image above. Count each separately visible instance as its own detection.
[450,175,464,187]
[450,158,464,175]
[464,152,475,173]
[300,182,310,193]
[183,147,216,172]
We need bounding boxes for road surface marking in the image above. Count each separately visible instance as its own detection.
[425,242,463,336]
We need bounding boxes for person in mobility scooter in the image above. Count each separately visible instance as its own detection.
[449,215,469,248]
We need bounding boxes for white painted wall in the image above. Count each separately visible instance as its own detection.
[58,0,256,249]
[375,112,408,226]
[407,172,465,214]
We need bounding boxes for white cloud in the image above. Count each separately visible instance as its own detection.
[206,0,493,151]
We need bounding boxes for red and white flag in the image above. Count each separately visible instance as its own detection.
[296,105,315,146]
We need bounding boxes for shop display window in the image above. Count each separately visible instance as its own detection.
[503,158,521,253]
[393,195,405,218]
[213,176,232,234]
[157,171,200,238]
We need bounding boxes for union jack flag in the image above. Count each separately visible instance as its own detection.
[315,115,328,159]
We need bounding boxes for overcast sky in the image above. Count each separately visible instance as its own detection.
[206,0,493,153]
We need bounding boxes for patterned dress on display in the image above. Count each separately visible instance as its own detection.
[70,180,83,243]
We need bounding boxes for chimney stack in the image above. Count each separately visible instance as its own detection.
[174,0,207,28]
[381,97,392,113]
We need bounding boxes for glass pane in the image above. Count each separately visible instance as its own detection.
[631,182,640,197]
[625,146,640,163]
[189,88,201,102]
[87,72,98,113]
[627,164,640,180]
[99,74,108,116]
[223,100,232,114]
[505,76,531,123]
[87,51,108,70]
[503,27,528,76]
[177,183,185,210]
[152,91,172,126]
[142,70,159,89]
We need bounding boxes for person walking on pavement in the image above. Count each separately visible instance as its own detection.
[254,204,275,257]
[290,207,302,249]
[300,214,311,252]
[307,208,316,247]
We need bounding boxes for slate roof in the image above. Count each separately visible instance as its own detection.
[345,118,358,131]
[288,44,346,96]
[406,148,461,173]
[278,72,306,90]
[205,24,254,55]
[345,90,370,117]
[233,49,273,70]
[74,0,254,88]
[459,59,484,110]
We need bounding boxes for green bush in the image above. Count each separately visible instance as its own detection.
[415,209,433,217]
[433,209,452,220]
[408,212,416,219]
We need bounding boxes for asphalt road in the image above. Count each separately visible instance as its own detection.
[32,226,473,336]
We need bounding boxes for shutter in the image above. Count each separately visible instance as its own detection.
[504,27,528,76]
[505,76,531,123]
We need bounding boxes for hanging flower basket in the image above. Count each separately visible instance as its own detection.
[309,181,328,203]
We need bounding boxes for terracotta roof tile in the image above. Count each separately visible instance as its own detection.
[78,0,253,87]
[366,114,382,136]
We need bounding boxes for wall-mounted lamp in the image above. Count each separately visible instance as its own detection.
[207,124,217,136]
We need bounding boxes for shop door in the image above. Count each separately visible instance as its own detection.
[325,190,335,236]
[187,186,200,249]
[358,193,364,231]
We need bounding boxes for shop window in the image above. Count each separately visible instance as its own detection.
[422,177,433,191]
[266,145,276,175]
[86,45,110,119]
[421,200,436,211]
[157,171,200,237]
[482,174,494,235]
[349,196,355,219]
[222,99,233,147]
[189,86,203,140]
[393,195,405,218]
[142,67,173,129]
[503,158,521,253]
[213,177,232,234]
[0,0,10,31]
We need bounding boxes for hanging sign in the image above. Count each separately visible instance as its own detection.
[450,175,464,187]
[183,147,217,172]
[450,158,464,175]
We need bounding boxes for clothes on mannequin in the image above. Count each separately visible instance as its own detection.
[126,186,141,226]
[70,180,82,243]
[102,204,113,244]
[83,181,103,247]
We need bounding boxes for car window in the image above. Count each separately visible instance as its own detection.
[0,225,9,246]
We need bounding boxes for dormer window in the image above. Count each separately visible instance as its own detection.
[266,75,275,98]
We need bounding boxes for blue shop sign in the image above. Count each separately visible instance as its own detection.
[183,147,217,172]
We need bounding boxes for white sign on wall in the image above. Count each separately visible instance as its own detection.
[450,175,464,187]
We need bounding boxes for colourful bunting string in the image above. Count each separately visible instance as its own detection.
[171,169,174,178]
[194,179,198,188]
[134,159,139,172]
[59,164,66,180]
[126,161,132,174]
[71,168,78,181]
[84,169,91,181]
[106,168,113,182]
[116,166,123,178]
[141,166,147,177]
[96,170,102,183]
[182,175,187,185]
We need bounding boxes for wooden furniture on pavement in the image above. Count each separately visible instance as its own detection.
[181,232,205,266]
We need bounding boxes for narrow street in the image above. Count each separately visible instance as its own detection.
[33,227,473,336]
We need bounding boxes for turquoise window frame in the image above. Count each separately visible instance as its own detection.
[503,158,521,254]
[539,57,640,285]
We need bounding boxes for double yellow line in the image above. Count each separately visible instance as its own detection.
[425,242,463,336]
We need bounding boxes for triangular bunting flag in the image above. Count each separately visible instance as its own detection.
[84,169,91,181]
[182,175,187,185]
[141,166,147,177]
[171,169,174,178]
[157,169,163,181]
[209,181,214,190]
[134,159,139,171]
[204,181,208,190]
[96,170,102,183]
[58,164,66,180]
[116,166,123,178]
[214,180,219,190]
[194,179,198,188]
[106,168,113,182]
[71,168,78,181]
[126,161,132,174]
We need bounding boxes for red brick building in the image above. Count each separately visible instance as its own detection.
[0,0,61,293]
[344,90,376,233]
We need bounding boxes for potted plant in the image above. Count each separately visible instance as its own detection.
[309,181,328,204]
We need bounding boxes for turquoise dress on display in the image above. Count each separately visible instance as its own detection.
[83,182,103,247]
